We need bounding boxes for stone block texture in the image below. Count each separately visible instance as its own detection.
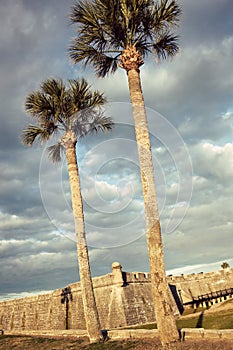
[0,263,233,331]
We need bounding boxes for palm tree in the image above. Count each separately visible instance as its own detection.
[22,78,113,343]
[221,262,230,269]
[69,0,181,346]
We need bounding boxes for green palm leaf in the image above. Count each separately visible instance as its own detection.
[69,40,120,77]
[22,125,50,146]
[40,78,65,99]
[22,77,113,160]
[47,143,64,163]
[152,32,179,60]
[74,111,113,138]
[25,92,55,118]
[69,0,181,76]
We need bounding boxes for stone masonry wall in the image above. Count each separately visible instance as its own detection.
[167,268,233,305]
[0,263,233,332]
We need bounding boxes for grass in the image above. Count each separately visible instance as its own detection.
[82,341,138,349]
[179,300,233,329]
[181,306,208,316]
[0,334,86,349]
[0,336,233,350]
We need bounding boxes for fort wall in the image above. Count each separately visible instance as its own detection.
[167,268,233,306]
[0,263,232,332]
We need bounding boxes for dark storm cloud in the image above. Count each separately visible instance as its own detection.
[0,0,77,298]
[179,0,233,46]
[0,0,74,149]
[135,0,233,145]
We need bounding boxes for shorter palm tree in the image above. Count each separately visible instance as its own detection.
[22,78,113,343]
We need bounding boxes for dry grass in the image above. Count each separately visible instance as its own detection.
[0,335,233,350]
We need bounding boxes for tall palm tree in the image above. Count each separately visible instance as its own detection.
[69,0,181,346]
[22,78,113,343]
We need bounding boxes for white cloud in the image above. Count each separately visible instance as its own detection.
[167,258,233,276]
[192,142,233,183]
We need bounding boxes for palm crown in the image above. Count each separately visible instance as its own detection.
[22,78,113,161]
[69,0,181,76]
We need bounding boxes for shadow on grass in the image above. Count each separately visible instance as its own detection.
[196,312,204,328]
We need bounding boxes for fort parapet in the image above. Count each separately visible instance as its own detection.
[167,268,233,309]
[0,263,232,332]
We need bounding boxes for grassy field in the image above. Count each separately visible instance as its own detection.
[130,299,233,330]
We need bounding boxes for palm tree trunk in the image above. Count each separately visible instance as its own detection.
[126,68,179,347]
[65,140,102,343]
[65,300,69,330]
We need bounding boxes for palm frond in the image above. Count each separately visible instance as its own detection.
[77,113,114,138]
[88,115,114,134]
[69,78,91,104]
[25,91,54,118]
[41,78,65,100]
[40,79,68,126]
[153,0,181,30]
[70,0,126,48]
[70,104,113,138]
[23,76,112,154]
[87,90,107,108]
[70,0,97,26]
[47,143,64,163]
[24,79,71,131]
[69,40,119,77]
[69,0,181,71]
[21,125,50,146]
[152,32,179,60]
[69,0,126,76]
[95,54,119,77]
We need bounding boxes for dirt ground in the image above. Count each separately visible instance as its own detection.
[0,335,233,350]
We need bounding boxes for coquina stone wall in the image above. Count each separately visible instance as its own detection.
[167,267,233,306]
[0,263,233,331]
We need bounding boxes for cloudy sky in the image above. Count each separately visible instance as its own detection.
[1,0,233,301]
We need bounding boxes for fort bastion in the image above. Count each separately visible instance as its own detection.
[0,263,232,331]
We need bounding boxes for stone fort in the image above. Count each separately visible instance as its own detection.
[0,263,233,332]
